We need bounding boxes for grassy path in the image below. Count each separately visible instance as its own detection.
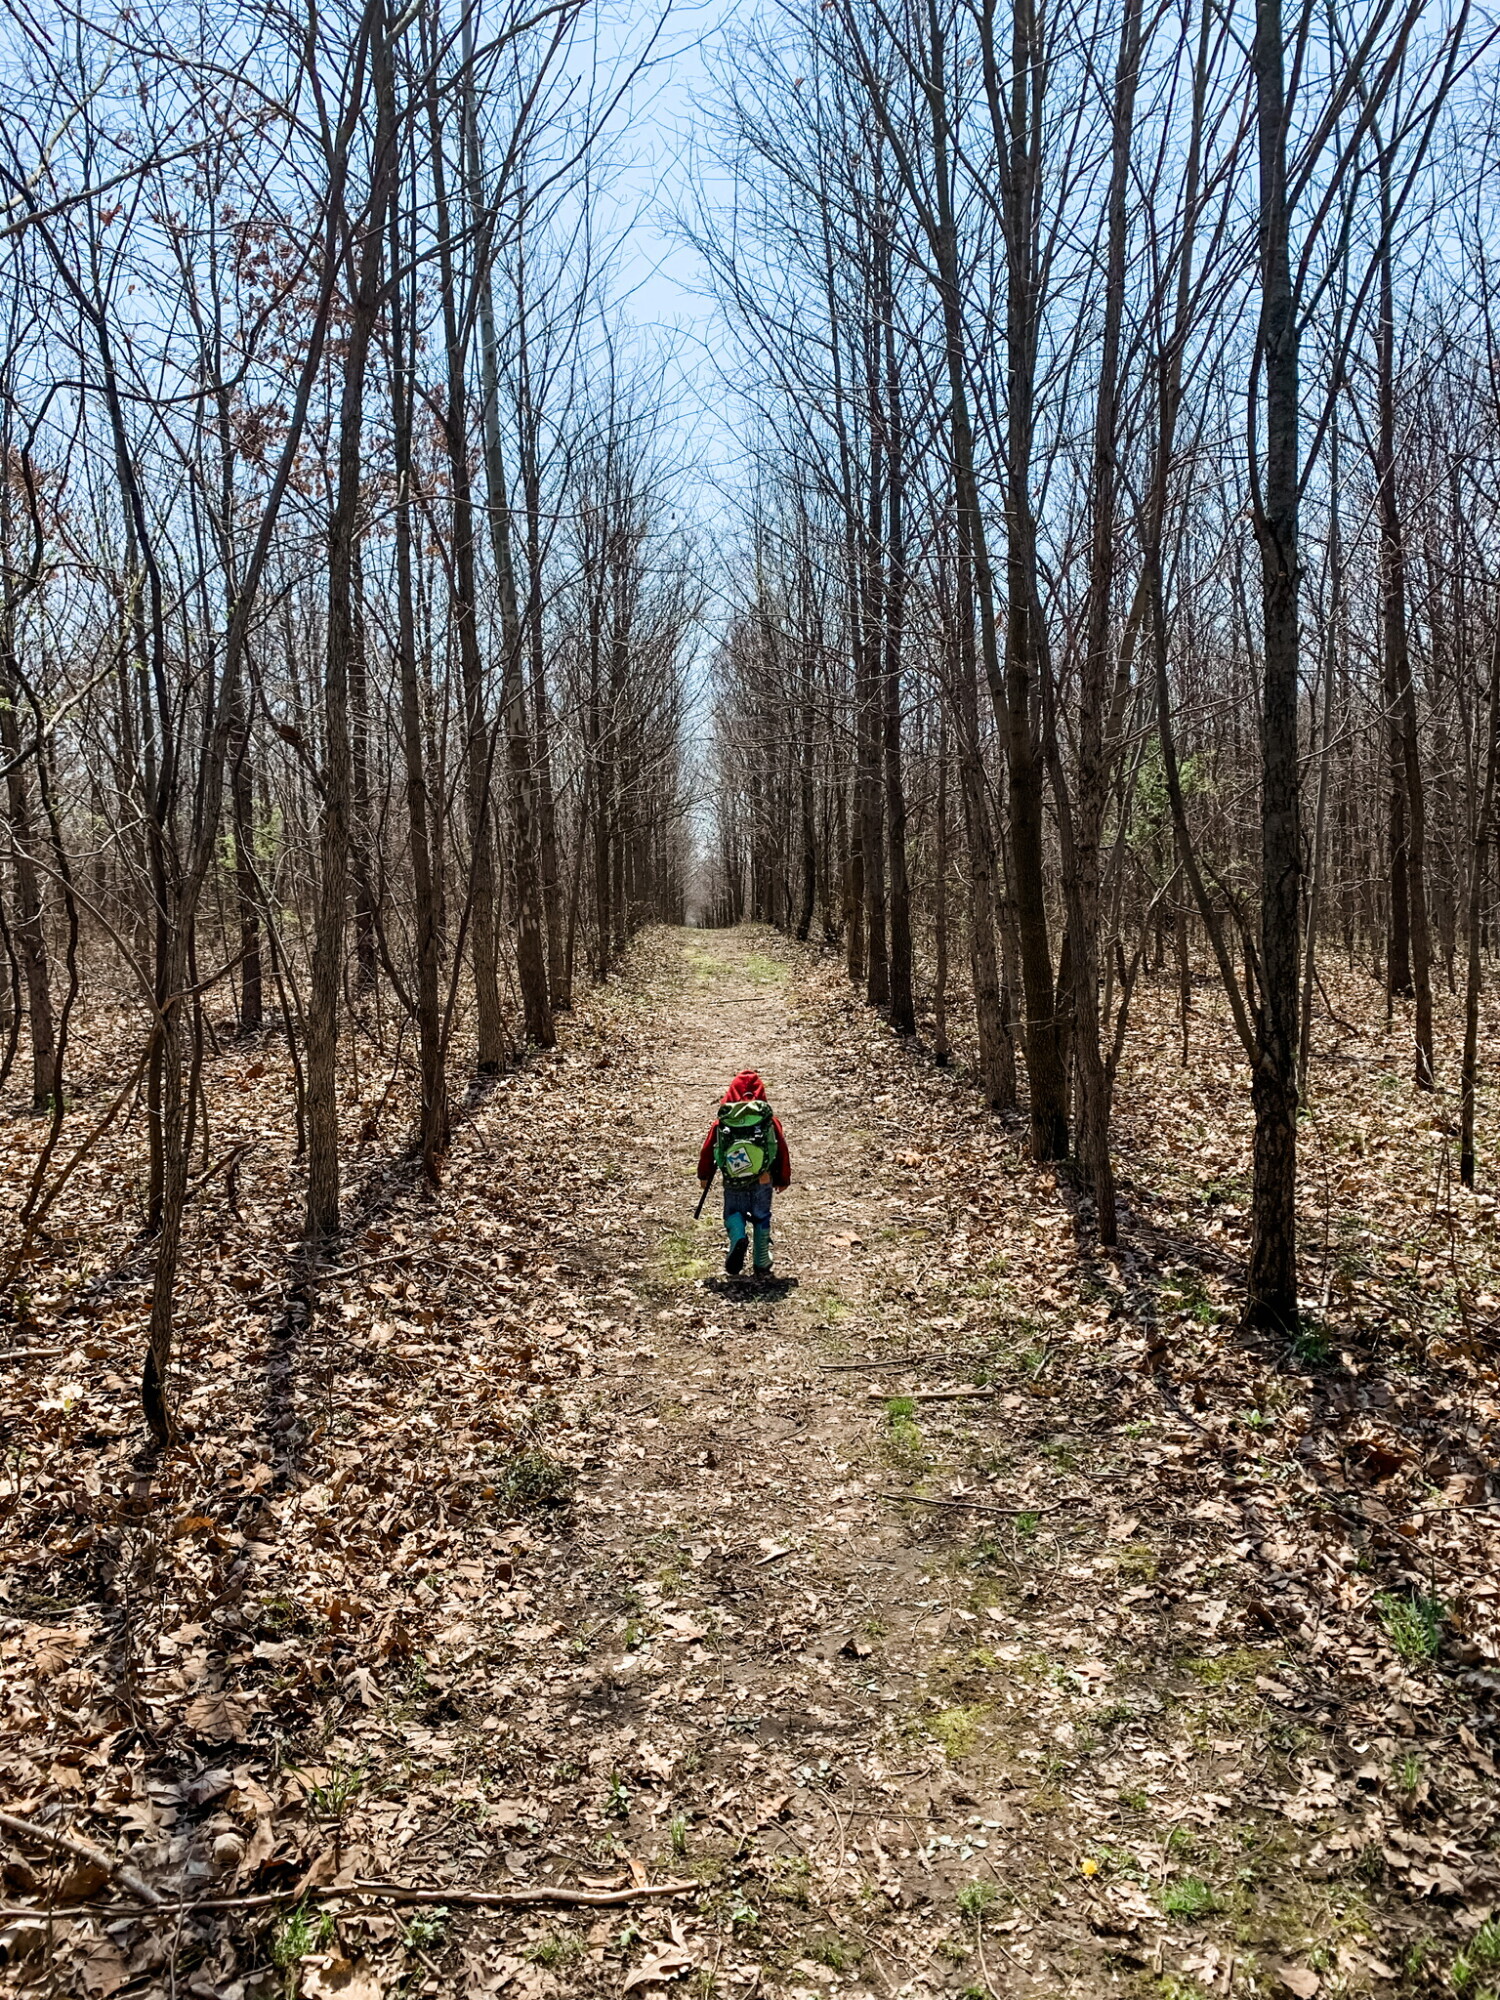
[463,926,1419,2000]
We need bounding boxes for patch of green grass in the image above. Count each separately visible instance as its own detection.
[528,1933,584,1969]
[927,1703,989,1759]
[1375,1591,1445,1662]
[401,1908,449,1952]
[742,951,787,984]
[956,1879,998,1922]
[271,1903,333,1979]
[1392,1750,1423,1794]
[498,1448,572,1510]
[1159,1875,1217,1918]
[658,1224,711,1284]
[1183,1647,1268,1687]
[806,1934,856,1971]
[1452,1920,1500,1996]
[768,1854,810,1906]
[292,1755,365,1822]
[1090,1845,1145,1878]
[1116,1542,1158,1581]
[670,1813,689,1857]
[602,1772,631,1819]
[1289,1322,1333,1366]
[884,1396,925,1464]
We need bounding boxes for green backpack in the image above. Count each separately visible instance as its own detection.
[714,1099,778,1188]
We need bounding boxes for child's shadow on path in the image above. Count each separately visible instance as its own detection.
[701,1275,800,1302]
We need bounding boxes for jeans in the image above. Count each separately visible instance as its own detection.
[723,1182,774,1270]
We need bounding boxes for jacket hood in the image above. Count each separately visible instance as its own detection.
[723,1070,768,1102]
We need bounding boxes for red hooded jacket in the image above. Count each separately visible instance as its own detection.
[698,1069,792,1188]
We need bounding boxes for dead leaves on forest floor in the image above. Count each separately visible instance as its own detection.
[0,925,1498,2000]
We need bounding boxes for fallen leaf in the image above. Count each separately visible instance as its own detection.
[57,1860,110,1901]
[184,1692,251,1742]
[302,1957,383,1999]
[28,1629,84,1678]
[1276,1967,1320,1998]
[71,1939,130,1996]
[622,1946,694,1991]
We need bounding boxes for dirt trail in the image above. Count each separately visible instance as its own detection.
[466,925,1478,2000]
[476,936,1064,2000]
[482,926,1122,1998]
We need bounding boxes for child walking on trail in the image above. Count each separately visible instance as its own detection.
[697,1070,792,1277]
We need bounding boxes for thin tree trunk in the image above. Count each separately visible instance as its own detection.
[1248,0,1302,1331]
[228,686,263,1034]
[933,708,950,1064]
[305,9,395,1244]
[427,45,506,1069]
[880,200,914,1033]
[390,157,448,1183]
[1376,154,1433,1085]
[1460,624,1500,1188]
[464,31,553,1048]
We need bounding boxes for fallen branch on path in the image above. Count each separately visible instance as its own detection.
[0,1876,699,1923]
[0,1345,67,1362]
[0,1810,166,1908]
[874,1491,1081,1518]
[864,1388,996,1403]
[347,1878,699,1909]
[818,1356,939,1372]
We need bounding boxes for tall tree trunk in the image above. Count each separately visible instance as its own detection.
[970,0,1068,1157]
[464,38,553,1047]
[428,47,505,1069]
[0,654,56,1113]
[950,533,1015,1110]
[349,543,379,997]
[1045,0,1141,1241]
[1247,0,1301,1331]
[933,707,950,1064]
[228,685,263,1034]
[305,8,395,1243]
[880,201,914,1034]
[1460,623,1500,1189]
[390,160,449,1182]
[1375,153,1433,1084]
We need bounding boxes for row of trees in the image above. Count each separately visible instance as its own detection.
[701,0,1500,1326]
[0,0,696,1437]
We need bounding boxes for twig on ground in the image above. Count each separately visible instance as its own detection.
[0,1810,166,1908]
[0,1345,67,1361]
[818,1356,938,1372]
[864,1387,996,1402]
[873,1491,1080,1517]
[0,1876,700,1922]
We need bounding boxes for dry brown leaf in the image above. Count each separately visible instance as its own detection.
[1275,1967,1320,1998]
[621,1946,694,1992]
[184,1692,251,1742]
[302,1956,384,1999]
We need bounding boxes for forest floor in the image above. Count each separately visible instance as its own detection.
[2,925,1499,2000]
